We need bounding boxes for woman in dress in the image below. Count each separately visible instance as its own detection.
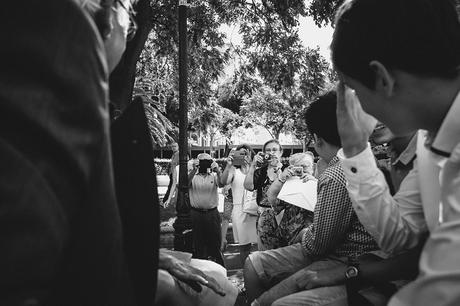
[244,139,284,250]
[220,144,258,246]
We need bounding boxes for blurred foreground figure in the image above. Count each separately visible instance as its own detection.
[0,1,126,305]
[0,0,233,305]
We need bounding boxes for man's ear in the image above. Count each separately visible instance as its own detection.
[313,134,323,146]
[369,60,395,97]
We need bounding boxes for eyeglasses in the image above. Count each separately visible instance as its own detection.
[116,0,138,41]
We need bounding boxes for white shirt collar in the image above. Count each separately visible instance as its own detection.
[392,134,418,166]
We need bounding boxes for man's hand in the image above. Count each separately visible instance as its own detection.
[159,252,226,296]
[336,81,377,157]
[226,155,234,167]
[295,262,347,290]
[211,161,219,172]
[301,173,317,183]
[252,153,263,167]
[279,166,294,182]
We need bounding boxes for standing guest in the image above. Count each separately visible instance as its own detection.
[332,0,460,304]
[163,142,179,206]
[244,139,285,250]
[244,91,379,306]
[189,153,225,266]
[220,186,233,251]
[266,152,315,247]
[221,145,258,246]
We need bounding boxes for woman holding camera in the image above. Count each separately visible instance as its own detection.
[221,145,258,248]
[244,139,285,250]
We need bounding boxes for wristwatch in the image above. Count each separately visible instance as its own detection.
[345,265,359,279]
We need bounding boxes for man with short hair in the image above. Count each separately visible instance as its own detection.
[331,0,460,304]
[189,153,225,266]
[243,91,379,306]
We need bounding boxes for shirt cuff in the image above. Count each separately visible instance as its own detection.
[337,143,378,182]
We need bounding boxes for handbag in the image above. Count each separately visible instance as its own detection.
[242,190,258,216]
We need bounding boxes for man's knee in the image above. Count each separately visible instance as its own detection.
[156,269,176,295]
[244,255,255,276]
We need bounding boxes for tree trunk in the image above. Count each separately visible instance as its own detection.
[109,0,153,113]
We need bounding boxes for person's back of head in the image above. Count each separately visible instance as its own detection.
[304,91,341,149]
[332,0,460,89]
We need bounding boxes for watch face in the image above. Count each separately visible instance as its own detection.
[345,266,359,279]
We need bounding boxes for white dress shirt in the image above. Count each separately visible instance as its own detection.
[338,91,460,305]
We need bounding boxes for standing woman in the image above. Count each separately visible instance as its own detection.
[244,140,284,250]
[221,145,258,246]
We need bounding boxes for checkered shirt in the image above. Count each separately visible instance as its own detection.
[302,156,379,258]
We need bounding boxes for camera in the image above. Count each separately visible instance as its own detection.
[257,152,273,167]
[292,166,304,177]
[232,150,247,166]
[198,159,212,174]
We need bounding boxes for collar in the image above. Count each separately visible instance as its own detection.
[431,90,460,157]
[327,156,340,167]
[391,134,417,166]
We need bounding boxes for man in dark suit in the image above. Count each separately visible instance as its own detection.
[0,1,126,305]
[0,0,225,305]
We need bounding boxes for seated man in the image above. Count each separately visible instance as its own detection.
[244,91,380,306]
[332,0,460,304]
[291,125,421,306]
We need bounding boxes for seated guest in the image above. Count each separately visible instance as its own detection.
[372,124,417,194]
[265,152,315,247]
[244,139,285,250]
[244,91,379,306]
[188,153,225,266]
[293,125,420,306]
[332,0,460,304]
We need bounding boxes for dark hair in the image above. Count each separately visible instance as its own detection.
[332,0,460,89]
[235,144,255,159]
[94,0,114,39]
[94,0,137,39]
[304,91,341,148]
[262,139,283,153]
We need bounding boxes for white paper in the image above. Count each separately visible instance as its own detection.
[277,177,317,211]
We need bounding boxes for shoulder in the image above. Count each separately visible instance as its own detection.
[318,161,346,188]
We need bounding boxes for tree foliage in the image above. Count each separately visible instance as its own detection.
[308,0,344,26]
[125,0,341,146]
